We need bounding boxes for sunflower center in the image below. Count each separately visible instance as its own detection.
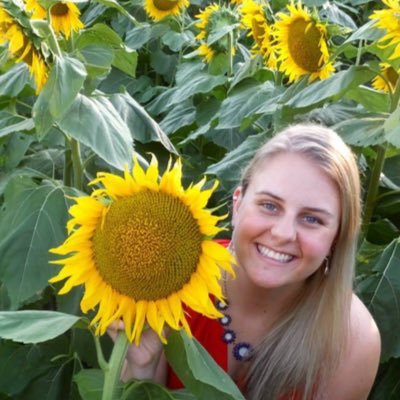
[51,3,69,16]
[93,190,202,301]
[288,18,323,72]
[153,0,178,11]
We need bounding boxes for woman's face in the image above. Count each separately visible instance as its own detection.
[232,152,340,291]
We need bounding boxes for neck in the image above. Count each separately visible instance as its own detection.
[225,265,304,321]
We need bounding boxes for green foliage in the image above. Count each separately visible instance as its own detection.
[0,0,399,398]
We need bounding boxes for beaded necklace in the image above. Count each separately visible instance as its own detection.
[215,298,254,361]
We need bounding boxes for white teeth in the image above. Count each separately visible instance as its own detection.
[257,244,294,263]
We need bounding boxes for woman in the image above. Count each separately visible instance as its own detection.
[110,124,381,399]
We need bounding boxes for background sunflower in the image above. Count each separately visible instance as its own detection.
[274,1,335,82]
[144,0,189,21]
[370,0,400,60]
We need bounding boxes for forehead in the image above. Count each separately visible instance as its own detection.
[248,152,340,210]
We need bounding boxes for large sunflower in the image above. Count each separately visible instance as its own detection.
[240,0,277,69]
[25,0,83,39]
[370,0,400,60]
[372,62,399,92]
[144,0,189,21]
[50,156,234,345]
[195,3,239,63]
[274,0,334,82]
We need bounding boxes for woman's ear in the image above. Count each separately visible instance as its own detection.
[231,186,243,226]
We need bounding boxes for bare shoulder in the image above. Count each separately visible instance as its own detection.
[325,293,381,400]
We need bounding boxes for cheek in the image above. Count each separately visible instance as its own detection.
[300,232,335,260]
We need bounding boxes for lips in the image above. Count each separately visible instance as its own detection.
[256,243,295,263]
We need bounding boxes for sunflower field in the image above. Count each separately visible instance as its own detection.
[0,0,399,398]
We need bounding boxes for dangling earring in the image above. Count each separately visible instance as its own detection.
[323,256,330,276]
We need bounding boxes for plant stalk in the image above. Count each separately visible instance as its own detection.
[70,138,84,191]
[227,31,234,77]
[102,331,130,400]
[361,144,387,234]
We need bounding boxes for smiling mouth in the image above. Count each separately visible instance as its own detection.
[257,244,295,263]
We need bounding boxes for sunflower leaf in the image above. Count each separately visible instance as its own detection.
[0,63,31,97]
[0,177,79,309]
[33,55,87,139]
[56,93,133,170]
[356,239,400,362]
[165,330,245,400]
[0,311,81,343]
[286,66,376,108]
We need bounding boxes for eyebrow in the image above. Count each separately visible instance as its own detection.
[255,190,336,218]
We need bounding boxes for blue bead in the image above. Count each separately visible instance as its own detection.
[222,329,236,344]
[233,342,252,361]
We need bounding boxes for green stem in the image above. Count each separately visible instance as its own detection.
[46,11,62,58]
[390,71,400,112]
[362,144,387,235]
[94,335,108,371]
[64,136,72,187]
[102,331,130,400]
[70,138,84,191]
[355,39,363,66]
[227,31,233,77]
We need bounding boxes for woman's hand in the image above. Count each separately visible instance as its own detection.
[107,320,166,382]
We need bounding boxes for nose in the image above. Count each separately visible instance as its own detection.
[270,215,297,242]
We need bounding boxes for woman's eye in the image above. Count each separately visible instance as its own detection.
[262,202,277,212]
[303,215,321,225]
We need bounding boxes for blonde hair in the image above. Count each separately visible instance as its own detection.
[239,124,361,400]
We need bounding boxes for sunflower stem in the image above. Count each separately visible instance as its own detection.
[102,331,130,400]
[70,138,84,191]
[361,144,387,235]
[46,11,63,58]
[227,30,234,77]
[94,335,108,371]
[63,135,73,187]
[355,39,363,66]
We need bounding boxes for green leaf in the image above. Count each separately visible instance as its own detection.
[93,0,134,21]
[122,381,176,400]
[369,358,400,400]
[78,45,114,77]
[0,113,34,138]
[113,48,137,77]
[74,369,105,400]
[109,92,176,153]
[217,81,279,129]
[162,30,195,52]
[384,106,400,147]
[345,86,390,113]
[334,117,386,146]
[33,55,87,138]
[170,62,227,106]
[16,358,76,400]
[164,330,245,400]
[171,389,197,400]
[0,177,77,308]
[356,240,400,361]
[76,23,123,49]
[57,93,133,170]
[344,19,383,43]
[160,103,196,134]
[0,63,31,97]
[207,23,240,46]
[207,134,266,191]
[0,338,70,396]
[286,66,376,108]
[0,311,80,343]
[125,24,152,50]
